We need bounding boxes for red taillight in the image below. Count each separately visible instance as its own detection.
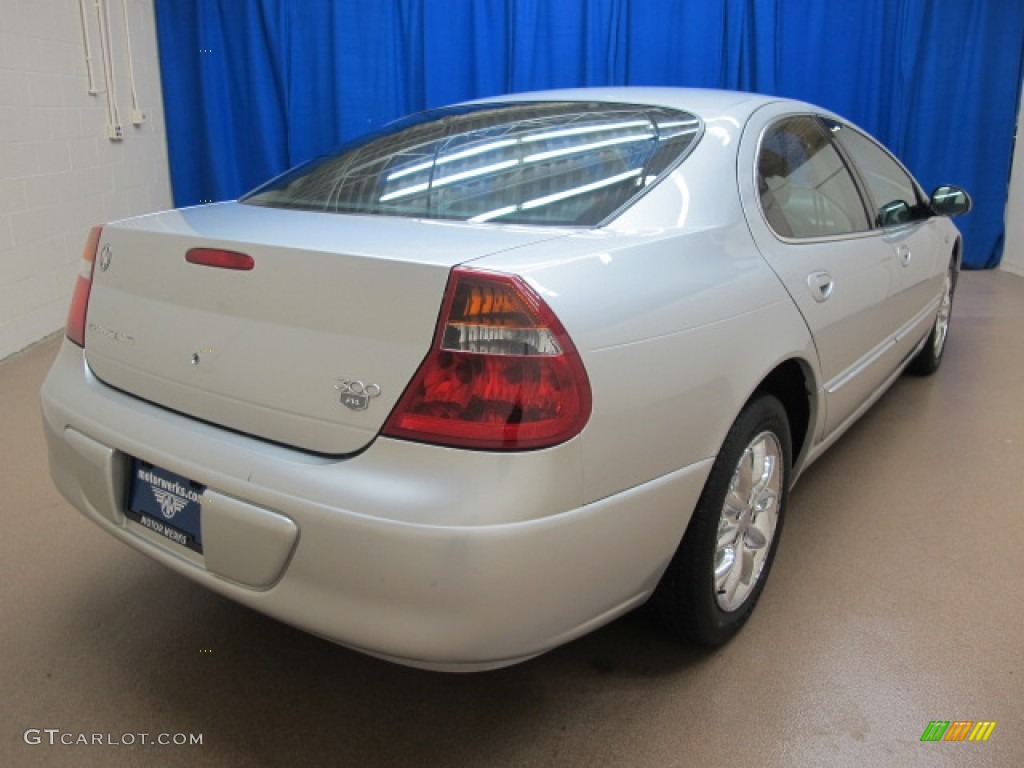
[382,268,592,450]
[185,248,254,270]
[66,225,102,347]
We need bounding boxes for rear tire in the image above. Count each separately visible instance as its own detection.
[908,257,956,376]
[652,395,791,646]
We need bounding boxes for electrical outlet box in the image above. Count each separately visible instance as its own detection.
[107,124,124,141]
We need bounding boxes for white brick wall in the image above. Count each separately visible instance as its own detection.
[0,0,172,360]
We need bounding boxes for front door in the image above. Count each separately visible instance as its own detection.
[827,120,949,359]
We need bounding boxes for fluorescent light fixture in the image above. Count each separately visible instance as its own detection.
[385,158,435,182]
[469,205,518,223]
[658,128,700,140]
[521,119,651,144]
[381,159,520,202]
[379,181,430,202]
[522,168,642,210]
[471,167,644,221]
[656,119,700,129]
[524,132,653,163]
[387,138,520,181]
[434,158,519,186]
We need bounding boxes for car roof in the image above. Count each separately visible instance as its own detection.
[466,86,794,122]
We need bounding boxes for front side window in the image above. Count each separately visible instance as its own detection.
[826,120,924,225]
[243,102,701,227]
[757,116,870,239]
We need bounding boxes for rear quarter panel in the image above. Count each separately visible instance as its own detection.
[475,114,818,503]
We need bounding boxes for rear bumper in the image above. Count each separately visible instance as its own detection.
[41,340,710,670]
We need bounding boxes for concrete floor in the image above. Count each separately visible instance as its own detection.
[1,270,1021,767]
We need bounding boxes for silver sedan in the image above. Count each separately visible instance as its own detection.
[41,87,970,670]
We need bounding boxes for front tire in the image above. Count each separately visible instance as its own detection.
[652,394,791,646]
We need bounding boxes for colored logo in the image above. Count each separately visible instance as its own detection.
[920,721,996,742]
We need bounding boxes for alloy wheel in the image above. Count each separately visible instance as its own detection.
[714,431,783,612]
[933,267,954,359]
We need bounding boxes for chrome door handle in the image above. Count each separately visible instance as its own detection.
[897,245,912,266]
[808,271,834,302]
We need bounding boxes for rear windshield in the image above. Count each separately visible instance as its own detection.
[242,102,701,226]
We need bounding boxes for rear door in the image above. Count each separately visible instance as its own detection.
[739,109,906,438]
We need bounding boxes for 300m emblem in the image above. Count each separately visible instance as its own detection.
[335,380,382,411]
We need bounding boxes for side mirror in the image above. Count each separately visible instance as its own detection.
[930,185,972,217]
[878,200,911,227]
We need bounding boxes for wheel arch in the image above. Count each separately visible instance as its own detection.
[750,357,817,479]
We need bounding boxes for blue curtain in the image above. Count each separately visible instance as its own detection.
[154,0,1024,268]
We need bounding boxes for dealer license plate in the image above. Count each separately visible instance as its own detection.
[126,460,205,554]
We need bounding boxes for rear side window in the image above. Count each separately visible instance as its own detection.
[243,102,701,227]
[757,116,870,239]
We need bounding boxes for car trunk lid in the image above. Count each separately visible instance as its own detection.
[84,203,567,454]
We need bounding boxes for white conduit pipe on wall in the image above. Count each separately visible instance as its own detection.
[94,0,123,140]
[121,0,144,125]
[77,0,101,94]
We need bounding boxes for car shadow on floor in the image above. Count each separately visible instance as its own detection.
[45,545,710,764]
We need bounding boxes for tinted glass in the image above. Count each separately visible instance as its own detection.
[243,102,701,227]
[827,120,923,224]
[758,116,870,238]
